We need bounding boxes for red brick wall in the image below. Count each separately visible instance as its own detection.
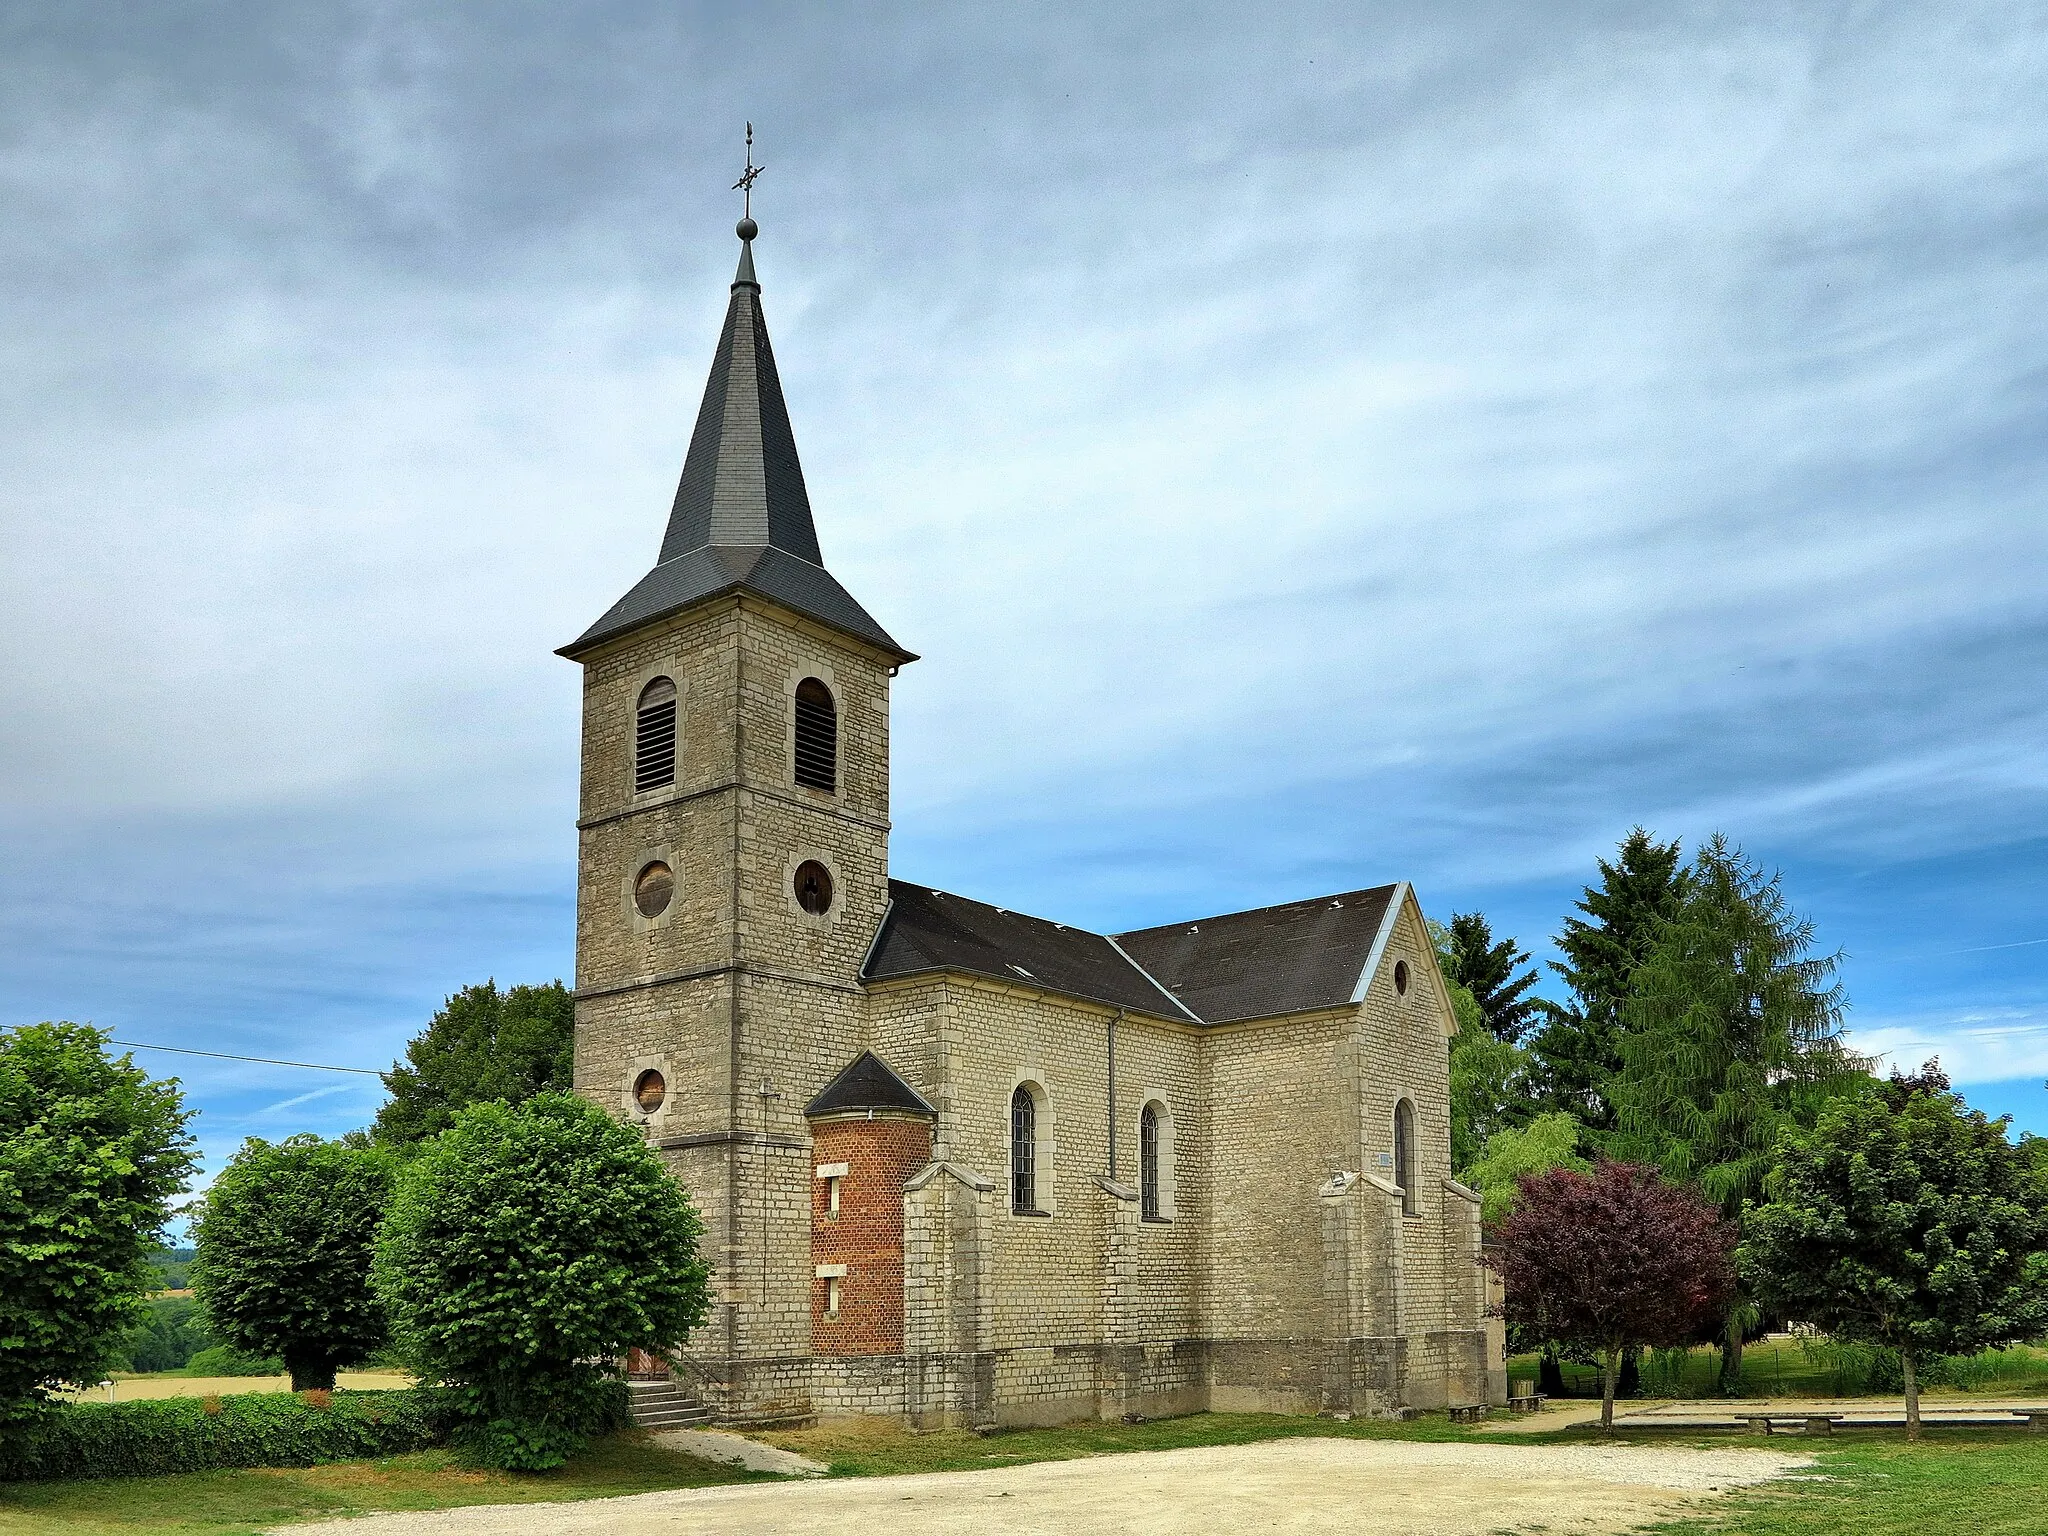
[809,1113,931,1356]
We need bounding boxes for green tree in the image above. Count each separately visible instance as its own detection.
[115,1295,215,1373]
[1461,1112,1590,1225]
[1741,1070,2048,1438]
[1439,912,1544,1044]
[1609,834,1859,1388]
[1462,1111,1590,1398]
[0,1023,196,1425]
[1433,921,1533,1167]
[189,1135,394,1391]
[372,980,574,1146]
[1526,828,1687,1132]
[373,1092,712,1470]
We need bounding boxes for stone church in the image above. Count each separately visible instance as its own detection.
[562,217,1500,1428]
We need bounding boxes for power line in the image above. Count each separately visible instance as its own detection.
[107,1041,386,1077]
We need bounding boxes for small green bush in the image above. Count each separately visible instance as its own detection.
[182,1344,284,1378]
[0,1388,442,1481]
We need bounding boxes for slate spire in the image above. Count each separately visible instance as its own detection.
[657,229,823,566]
[560,219,912,663]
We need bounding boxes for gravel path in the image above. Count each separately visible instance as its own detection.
[277,1436,1813,1536]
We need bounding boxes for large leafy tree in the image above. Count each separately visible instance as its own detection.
[1526,828,1687,1132]
[1608,834,1859,1387]
[0,1023,196,1425]
[1462,1112,1589,1226]
[374,1092,712,1470]
[1439,913,1544,1044]
[1741,1067,2048,1438]
[1491,1161,1735,1429]
[190,1135,395,1391]
[373,980,574,1146]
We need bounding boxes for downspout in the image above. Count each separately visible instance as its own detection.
[1106,1009,1124,1180]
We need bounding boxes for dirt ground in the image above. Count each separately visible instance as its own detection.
[279,1436,1811,1536]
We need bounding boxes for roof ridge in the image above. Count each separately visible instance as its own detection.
[1112,882,1401,940]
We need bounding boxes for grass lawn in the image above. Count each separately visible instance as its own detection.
[0,1434,763,1536]
[1640,1433,2048,1535]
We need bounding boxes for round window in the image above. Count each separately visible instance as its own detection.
[1394,959,1410,996]
[793,859,835,916]
[634,861,674,918]
[633,1069,666,1114]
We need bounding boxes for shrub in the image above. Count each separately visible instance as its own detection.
[0,1389,441,1481]
[374,1092,709,1470]
[183,1345,284,1378]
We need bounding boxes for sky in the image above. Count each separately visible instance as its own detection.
[3,2,2045,1195]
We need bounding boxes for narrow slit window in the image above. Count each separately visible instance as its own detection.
[1011,1084,1038,1214]
[635,678,678,793]
[1394,1099,1417,1216]
[1140,1102,1161,1220]
[793,677,837,791]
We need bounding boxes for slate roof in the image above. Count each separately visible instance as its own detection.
[804,1049,936,1117]
[561,237,913,663]
[863,879,1405,1027]
[865,882,1190,1018]
[1113,885,1400,1026]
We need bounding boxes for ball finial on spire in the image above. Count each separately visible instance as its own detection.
[732,122,764,242]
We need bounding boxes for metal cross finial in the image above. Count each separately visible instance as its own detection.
[732,122,764,226]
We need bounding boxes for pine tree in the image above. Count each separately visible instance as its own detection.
[1526,828,1687,1132]
[1608,833,1860,1388]
[1440,912,1544,1044]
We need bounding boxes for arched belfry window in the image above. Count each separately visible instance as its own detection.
[635,678,677,793]
[793,678,837,792]
[1011,1084,1043,1215]
[1140,1102,1161,1220]
[1393,1098,1417,1216]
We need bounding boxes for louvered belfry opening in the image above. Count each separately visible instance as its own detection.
[635,677,678,793]
[793,677,837,791]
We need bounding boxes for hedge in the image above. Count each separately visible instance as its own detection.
[0,1388,442,1482]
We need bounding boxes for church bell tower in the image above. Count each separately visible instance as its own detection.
[559,207,915,1419]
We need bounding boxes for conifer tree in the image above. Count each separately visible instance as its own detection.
[1440,912,1544,1044]
[1526,828,1687,1132]
[1608,834,1860,1388]
[1433,922,1534,1167]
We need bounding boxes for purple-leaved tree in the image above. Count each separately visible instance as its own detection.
[1490,1161,1736,1428]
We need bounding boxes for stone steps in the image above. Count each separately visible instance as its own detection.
[628,1380,711,1430]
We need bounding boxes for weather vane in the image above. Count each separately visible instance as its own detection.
[733,122,764,236]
